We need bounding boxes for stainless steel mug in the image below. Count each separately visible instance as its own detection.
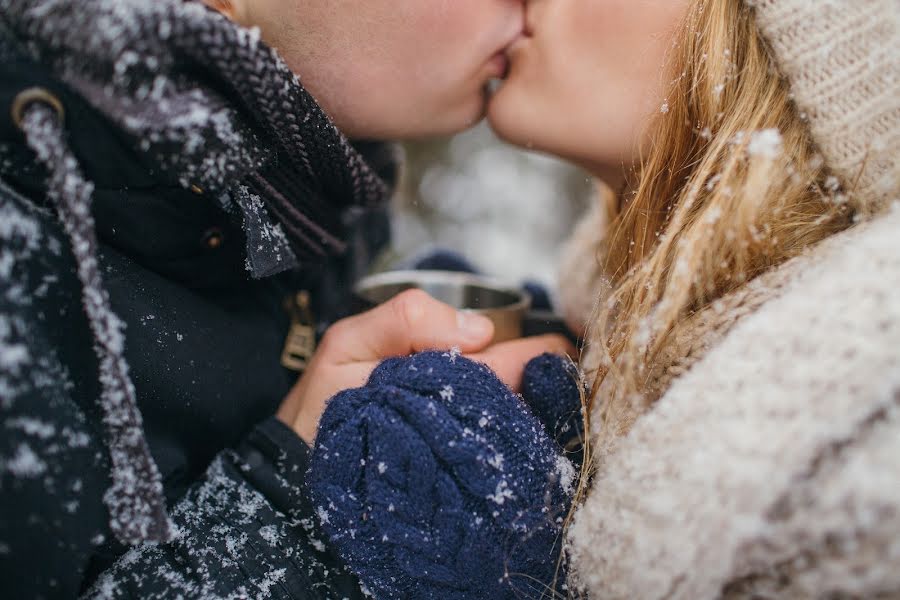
[353,270,532,343]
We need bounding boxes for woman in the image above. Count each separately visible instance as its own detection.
[490,0,899,597]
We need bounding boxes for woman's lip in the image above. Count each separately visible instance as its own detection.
[523,18,534,37]
[487,13,525,79]
[505,33,531,59]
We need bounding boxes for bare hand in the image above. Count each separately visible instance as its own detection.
[276,289,575,444]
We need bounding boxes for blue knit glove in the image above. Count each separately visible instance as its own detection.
[307,351,577,600]
[520,353,585,451]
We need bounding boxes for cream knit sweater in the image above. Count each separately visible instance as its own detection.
[566,205,900,598]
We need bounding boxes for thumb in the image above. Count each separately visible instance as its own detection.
[323,289,495,364]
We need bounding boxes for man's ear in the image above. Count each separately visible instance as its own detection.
[199,0,247,24]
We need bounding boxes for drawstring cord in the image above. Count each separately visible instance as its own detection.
[17,98,173,545]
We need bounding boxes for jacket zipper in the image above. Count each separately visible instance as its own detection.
[281,290,316,372]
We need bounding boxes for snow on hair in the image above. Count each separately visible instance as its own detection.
[585,0,855,442]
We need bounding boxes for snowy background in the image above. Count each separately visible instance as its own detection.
[386,123,593,291]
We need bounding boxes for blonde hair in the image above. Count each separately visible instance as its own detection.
[587,0,855,435]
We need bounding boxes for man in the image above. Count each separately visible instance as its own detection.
[0,0,569,597]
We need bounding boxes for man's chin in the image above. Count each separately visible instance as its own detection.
[397,101,488,141]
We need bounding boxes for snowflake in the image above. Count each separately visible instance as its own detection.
[5,443,46,477]
[258,524,282,547]
[486,480,515,505]
[487,453,505,471]
[439,385,454,402]
[556,456,577,496]
[442,346,461,363]
[747,128,783,158]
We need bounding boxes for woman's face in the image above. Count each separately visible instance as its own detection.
[488,0,689,186]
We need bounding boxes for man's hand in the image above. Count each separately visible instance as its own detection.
[276,289,574,444]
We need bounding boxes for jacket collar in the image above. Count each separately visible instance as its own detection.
[0,0,395,276]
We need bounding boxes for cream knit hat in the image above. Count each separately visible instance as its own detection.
[748,0,900,216]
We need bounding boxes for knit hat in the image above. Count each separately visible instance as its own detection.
[747,0,900,216]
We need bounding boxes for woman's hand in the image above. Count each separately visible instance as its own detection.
[277,289,574,444]
[306,350,579,599]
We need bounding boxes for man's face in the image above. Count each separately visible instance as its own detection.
[234,0,524,140]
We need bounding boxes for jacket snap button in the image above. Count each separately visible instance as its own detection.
[202,227,224,250]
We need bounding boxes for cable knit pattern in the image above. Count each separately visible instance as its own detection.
[520,353,585,449]
[557,206,802,460]
[567,206,900,598]
[1,0,392,263]
[307,352,578,600]
[585,258,802,461]
[748,0,900,215]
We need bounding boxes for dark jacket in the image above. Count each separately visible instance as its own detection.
[0,0,393,597]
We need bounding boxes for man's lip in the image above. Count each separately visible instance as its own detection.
[488,51,510,78]
[499,10,526,55]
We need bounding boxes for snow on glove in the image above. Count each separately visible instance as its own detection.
[520,353,585,451]
[307,350,576,600]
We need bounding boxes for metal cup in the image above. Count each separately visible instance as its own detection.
[353,270,532,343]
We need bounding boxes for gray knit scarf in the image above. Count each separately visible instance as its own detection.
[1,0,393,545]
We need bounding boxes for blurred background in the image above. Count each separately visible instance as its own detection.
[385,123,594,296]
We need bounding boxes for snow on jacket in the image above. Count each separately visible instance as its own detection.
[559,201,900,597]
[0,0,394,597]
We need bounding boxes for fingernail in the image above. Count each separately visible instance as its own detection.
[457,311,493,341]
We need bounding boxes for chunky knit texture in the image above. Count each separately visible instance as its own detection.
[308,352,579,600]
[520,353,585,450]
[1,0,391,264]
[568,206,900,598]
[749,0,900,215]
[558,0,900,454]
[557,2,900,597]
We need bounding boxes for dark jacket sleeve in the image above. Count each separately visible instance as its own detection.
[84,418,364,600]
[0,188,363,599]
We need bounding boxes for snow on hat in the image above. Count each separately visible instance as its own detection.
[747,0,900,216]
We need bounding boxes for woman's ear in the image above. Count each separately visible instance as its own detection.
[199,0,248,24]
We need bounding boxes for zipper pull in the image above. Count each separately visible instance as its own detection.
[281,290,316,372]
